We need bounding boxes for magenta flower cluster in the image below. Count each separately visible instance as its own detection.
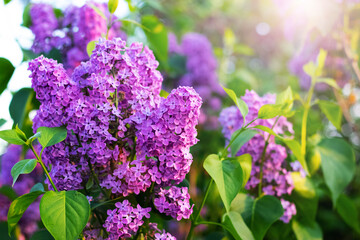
[29,2,126,71]
[219,90,299,223]
[154,186,193,221]
[0,145,43,237]
[28,37,201,238]
[168,33,223,128]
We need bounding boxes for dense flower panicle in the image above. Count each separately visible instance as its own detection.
[30,4,60,54]
[0,145,42,237]
[29,3,126,70]
[154,186,193,221]
[29,37,202,237]
[103,200,151,239]
[167,33,221,128]
[219,90,298,222]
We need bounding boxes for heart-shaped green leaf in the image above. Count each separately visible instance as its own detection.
[11,159,37,186]
[37,127,67,149]
[40,191,90,240]
[203,154,243,212]
[317,138,355,204]
[222,86,249,124]
[222,211,255,240]
[8,191,43,234]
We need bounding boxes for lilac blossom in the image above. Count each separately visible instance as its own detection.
[219,90,300,223]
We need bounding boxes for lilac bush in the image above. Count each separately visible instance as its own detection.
[219,90,300,223]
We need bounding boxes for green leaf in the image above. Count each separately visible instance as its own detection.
[203,154,243,212]
[0,58,15,95]
[11,159,37,186]
[4,0,12,4]
[30,230,54,240]
[303,61,317,78]
[236,154,252,188]
[14,125,27,142]
[7,191,43,234]
[30,183,45,193]
[230,129,257,157]
[222,211,255,240]
[316,78,339,90]
[283,139,310,175]
[86,40,97,58]
[108,0,119,14]
[317,138,355,204]
[336,194,360,233]
[291,172,318,220]
[141,15,168,65]
[160,89,169,98]
[292,219,323,240]
[315,49,327,76]
[276,86,293,113]
[40,191,90,240]
[250,195,284,240]
[252,125,279,138]
[0,129,26,145]
[9,88,39,137]
[0,119,6,127]
[222,86,248,123]
[0,185,18,201]
[37,126,67,148]
[22,4,32,28]
[318,100,342,130]
[258,102,292,119]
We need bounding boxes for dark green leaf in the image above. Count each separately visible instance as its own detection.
[4,0,12,4]
[292,219,323,240]
[318,100,342,130]
[0,129,26,145]
[30,183,45,193]
[108,0,119,14]
[22,4,32,28]
[336,194,360,233]
[0,58,15,95]
[230,129,257,157]
[0,119,6,127]
[30,229,54,240]
[37,127,67,148]
[203,154,243,212]
[11,159,37,186]
[317,138,355,204]
[8,191,43,234]
[250,195,284,240]
[141,15,168,65]
[222,211,255,240]
[222,86,248,123]
[0,185,17,201]
[40,191,90,240]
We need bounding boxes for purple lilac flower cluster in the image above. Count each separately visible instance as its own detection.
[29,37,201,238]
[288,29,351,90]
[29,2,126,71]
[167,33,222,128]
[154,186,193,221]
[0,145,43,237]
[219,90,300,223]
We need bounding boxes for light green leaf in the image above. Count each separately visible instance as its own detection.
[11,159,37,186]
[336,194,360,233]
[315,49,327,76]
[283,139,310,175]
[317,138,355,204]
[303,61,317,78]
[292,219,323,240]
[37,127,67,148]
[203,154,243,212]
[86,41,97,58]
[252,125,279,138]
[40,191,90,240]
[160,89,169,98]
[258,102,291,119]
[0,129,26,145]
[236,154,252,188]
[141,15,168,65]
[8,191,43,234]
[318,100,342,130]
[108,0,119,14]
[316,78,339,90]
[14,125,27,142]
[230,129,257,157]
[222,211,255,240]
[222,86,248,123]
[276,86,293,113]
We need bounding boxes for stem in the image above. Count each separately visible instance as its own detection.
[301,82,315,157]
[106,15,113,40]
[30,144,58,192]
[186,179,213,240]
[221,118,259,157]
[258,116,280,196]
